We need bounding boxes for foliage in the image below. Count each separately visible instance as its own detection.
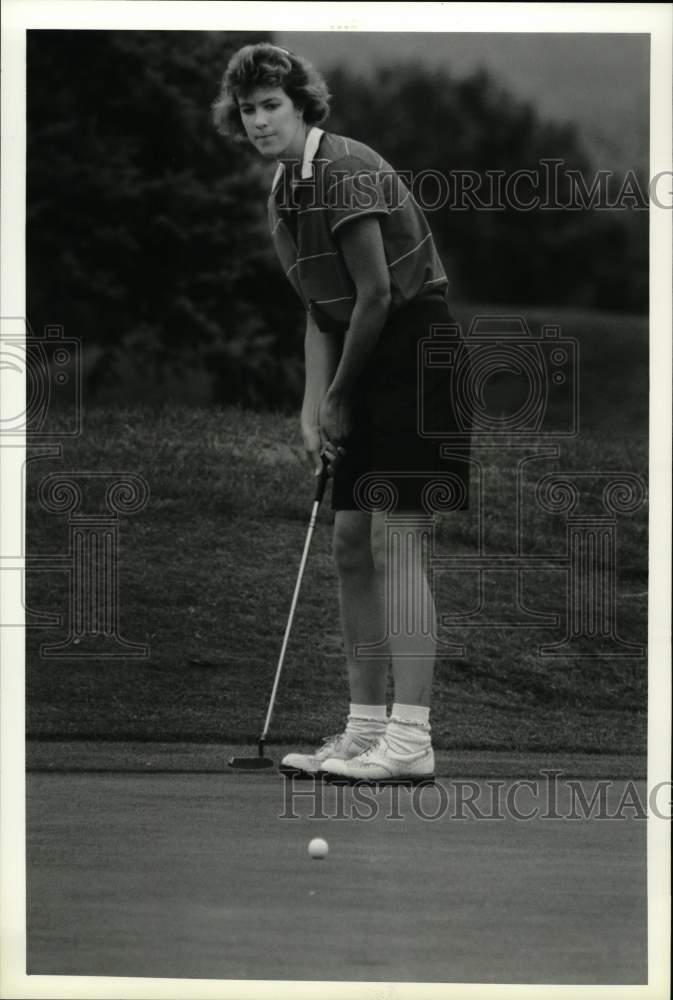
[326,64,648,312]
[27,30,305,409]
[26,34,648,411]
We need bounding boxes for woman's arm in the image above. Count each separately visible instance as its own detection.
[320,215,392,448]
[301,311,340,472]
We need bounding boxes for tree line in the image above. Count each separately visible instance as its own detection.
[26,30,648,409]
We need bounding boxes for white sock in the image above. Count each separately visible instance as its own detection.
[387,704,432,754]
[391,703,430,726]
[346,704,387,739]
[350,703,387,721]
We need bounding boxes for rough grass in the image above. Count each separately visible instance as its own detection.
[25,304,648,753]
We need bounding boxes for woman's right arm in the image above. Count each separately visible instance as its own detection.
[301,312,340,473]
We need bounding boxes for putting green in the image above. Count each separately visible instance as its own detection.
[26,770,647,984]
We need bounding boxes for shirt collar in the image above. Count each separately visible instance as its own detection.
[271,126,325,193]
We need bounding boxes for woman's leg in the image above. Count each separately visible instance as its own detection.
[333,509,389,704]
[319,509,437,782]
[370,511,436,707]
[277,508,388,778]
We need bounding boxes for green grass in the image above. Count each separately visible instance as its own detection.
[26,305,648,753]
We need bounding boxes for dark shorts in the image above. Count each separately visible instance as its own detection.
[331,296,473,513]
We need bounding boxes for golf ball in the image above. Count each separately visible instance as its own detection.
[308,837,329,859]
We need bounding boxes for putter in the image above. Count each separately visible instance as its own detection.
[229,458,330,770]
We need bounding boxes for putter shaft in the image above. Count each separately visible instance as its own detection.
[260,497,321,743]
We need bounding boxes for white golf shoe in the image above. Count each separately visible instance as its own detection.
[278,730,377,779]
[320,734,435,785]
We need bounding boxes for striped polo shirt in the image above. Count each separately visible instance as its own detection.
[268,127,449,334]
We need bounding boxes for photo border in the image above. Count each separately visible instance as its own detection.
[2,3,670,999]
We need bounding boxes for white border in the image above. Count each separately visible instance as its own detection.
[2,3,671,999]
[647,8,673,996]
[0,0,669,32]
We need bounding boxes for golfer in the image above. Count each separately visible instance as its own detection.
[213,43,470,782]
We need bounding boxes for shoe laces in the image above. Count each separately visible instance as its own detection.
[319,732,345,754]
[356,736,387,760]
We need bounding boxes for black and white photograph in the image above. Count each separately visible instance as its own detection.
[1,2,671,998]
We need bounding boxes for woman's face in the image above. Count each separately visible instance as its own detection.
[238,86,307,161]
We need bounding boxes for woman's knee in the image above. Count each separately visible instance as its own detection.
[370,516,389,574]
[370,513,432,574]
[333,512,372,576]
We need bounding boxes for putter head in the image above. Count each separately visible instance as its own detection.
[228,755,275,770]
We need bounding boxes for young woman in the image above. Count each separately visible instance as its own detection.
[212,43,470,783]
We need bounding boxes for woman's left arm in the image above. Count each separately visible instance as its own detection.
[319,215,391,448]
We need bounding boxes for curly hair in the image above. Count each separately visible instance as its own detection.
[212,43,331,138]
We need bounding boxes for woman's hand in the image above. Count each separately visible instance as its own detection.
[318,389,350,474]
[301,418,323,475]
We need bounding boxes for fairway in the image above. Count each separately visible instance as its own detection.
[27,770,647,984]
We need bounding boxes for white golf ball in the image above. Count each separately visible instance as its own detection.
[308,837,329,859]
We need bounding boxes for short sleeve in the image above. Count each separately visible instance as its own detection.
[325,159,391,235]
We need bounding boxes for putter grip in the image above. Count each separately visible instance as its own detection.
[314,461,329,504]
